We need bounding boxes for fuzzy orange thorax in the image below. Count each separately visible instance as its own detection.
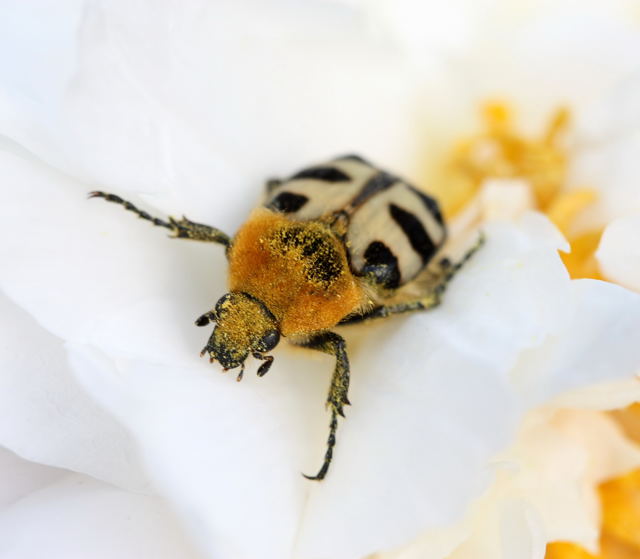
[228,208,366,337]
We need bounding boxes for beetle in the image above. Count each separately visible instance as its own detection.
[90,154,483,480]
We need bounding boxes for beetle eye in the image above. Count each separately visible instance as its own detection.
[259,329,280,352]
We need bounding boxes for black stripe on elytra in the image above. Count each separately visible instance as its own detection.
[361,241,400,289]
[349,171,396,209]
[268,191,309,213]
[409,185,445,226]
[290,166,351,183]
[389,203,437,263]
[333,154,371,165]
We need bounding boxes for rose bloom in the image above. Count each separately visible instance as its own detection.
[1,2,640,559]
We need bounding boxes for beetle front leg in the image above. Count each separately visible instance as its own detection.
[296,331,350,481]
[167,215,231,246]
[89,191,232,249]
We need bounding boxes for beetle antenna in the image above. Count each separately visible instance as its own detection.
[195,311,217,327]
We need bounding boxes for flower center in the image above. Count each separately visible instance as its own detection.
[431,103,639,559]
[433,101,603,279]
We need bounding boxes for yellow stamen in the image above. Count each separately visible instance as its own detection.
[433,101,602,279]
[610,403,640,443]
[600,533,640,559]
[599,470,640,549]
[546,189,598,236]
[560,230,604,280]
[546,542,600,559]
[544,189,603,279]
[483,100,512,134]
[446,100,569,210]
[544,107,571,145]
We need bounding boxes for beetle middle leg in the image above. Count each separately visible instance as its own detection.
[342,232,485,325]
[89,191,231,248]
[296,331,350,481]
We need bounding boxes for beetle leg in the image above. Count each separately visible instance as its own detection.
[296,331,350,481]
[89,191,231,249]
[341,232,485,325]
[168,215,231,246]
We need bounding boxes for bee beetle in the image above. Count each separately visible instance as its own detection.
[90,154,483,480]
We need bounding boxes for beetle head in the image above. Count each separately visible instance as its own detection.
[196,292,280,378]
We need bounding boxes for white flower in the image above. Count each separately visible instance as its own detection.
[597,216,640,291]
[377,405,640,559]
[1,2,640,559]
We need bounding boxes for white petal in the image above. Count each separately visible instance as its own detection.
[504,410,640,552]
[454,410,640,558]
[0,148,225,368]
[463,1,640,126]
[382,410,640,559]
[0,447,65,507]
[596,215,640,291]
[570,132,640,231]
[66,344,328,559]
[10,191,631,559]
[510,279,640,408]
[553,377,640,410]
[0,292,149,492]
[0,0,84,173]
[0,473,203,559]
[0,0,429,210]
[479,179,536,223]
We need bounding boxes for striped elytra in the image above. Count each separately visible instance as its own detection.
[265,155,447,289]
